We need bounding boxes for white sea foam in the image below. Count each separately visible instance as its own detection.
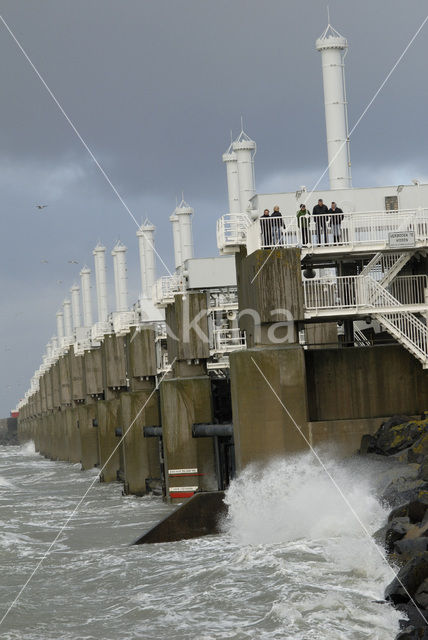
[20,440,36,456]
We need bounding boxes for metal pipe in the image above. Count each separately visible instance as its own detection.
[143,426,163,437]
[192,423,233,438]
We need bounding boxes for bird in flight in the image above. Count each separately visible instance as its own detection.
[68,260,78,264]
[56,280,63,285]
[35,205,48,210]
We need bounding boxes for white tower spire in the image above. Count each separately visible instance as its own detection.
[80,266,93,327]
[222,141,241,214]
[316,23,352,190]
[93,244,109,323]
[112,242,128,312]
[56,310,64,340]
[170,211,182,270]
[232,129,256,213]
[70,284,81,330]
[175,199,194,265]
[137,220,156,298]
[63,299,72,338]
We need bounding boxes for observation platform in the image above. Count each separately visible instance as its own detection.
[217,209,428,262]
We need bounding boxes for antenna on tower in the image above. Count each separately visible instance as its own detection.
[327,4,330,25]
[240,115,244,133]
[230,130,233,144]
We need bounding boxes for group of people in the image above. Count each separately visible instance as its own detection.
[260,199,344,247]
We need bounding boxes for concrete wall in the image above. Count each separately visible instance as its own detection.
[235,248,303,347]
[230,345,310,471]
[306,345,428,422]
[160,376,217,502]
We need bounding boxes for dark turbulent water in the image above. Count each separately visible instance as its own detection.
[0,443,401,639]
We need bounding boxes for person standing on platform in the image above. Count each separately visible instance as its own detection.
[297,204,310,246]
[271,205,284,245]
[260,209,271,247]
[328,202,344,244]
[312,198,329,244]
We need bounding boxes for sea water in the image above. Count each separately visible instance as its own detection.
[0,443,402,639]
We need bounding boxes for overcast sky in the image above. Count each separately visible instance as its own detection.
[1,0,427,414]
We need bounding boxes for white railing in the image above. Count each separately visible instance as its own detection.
[304,274,428,365]
[368,276,428,364]
[389,275,428,306]
[153,274,182,307]
[216,213,252,252]
[213,328,246,353]
[304,276,366,311]
[304,274,428,313]
[250,208,428,252]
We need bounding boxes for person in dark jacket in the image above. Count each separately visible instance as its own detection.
[297,204,310,246]
[271,205,284,245]
[328,202,344,244]
[260,209,271,247]
[312,199,329,244]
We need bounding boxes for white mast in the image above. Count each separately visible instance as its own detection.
[175,199,194,265]
[137,220,156,298]
[63,299,72,338]
[70,284,81,330]
[112,242,128,312]
[316,23,352,190]
[80,266,93,327]
[170,211,182,270]
[111,248,120,311]
[93,244,108,322]
[56,311,64,340]
[232,130,256,213]
[222,143,241,214]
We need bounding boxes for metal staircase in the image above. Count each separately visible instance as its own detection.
[366,277,428,367]
[360,251,415,287]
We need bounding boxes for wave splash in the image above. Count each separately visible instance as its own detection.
[223,454,402,637]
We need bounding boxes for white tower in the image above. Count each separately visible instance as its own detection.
[137,220,156,298]
[170,211,182,270]
[222,143,241,214]
[56,310,64,340]
[93,244,108,323]
[316,23,352,190]
[175,200,194,265]
[63,299,72,338]
[111,247,120,312]
[80,266,93,327]
[70,284,81,330]
[232,130,256,213]
[112,242,128,312]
